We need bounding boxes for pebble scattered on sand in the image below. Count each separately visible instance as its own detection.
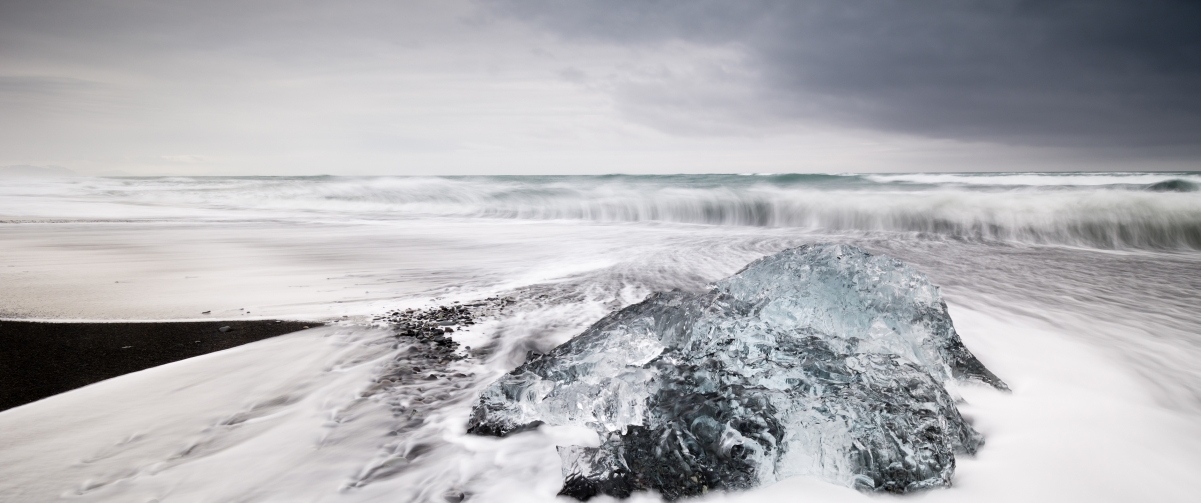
[371,297,517,351]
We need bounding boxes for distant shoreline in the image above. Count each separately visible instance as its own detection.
[0,320,319,412]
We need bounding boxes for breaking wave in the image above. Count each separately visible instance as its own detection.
[10,173,1201,250]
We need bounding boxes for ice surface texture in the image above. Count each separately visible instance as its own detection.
[467,244,1006,500]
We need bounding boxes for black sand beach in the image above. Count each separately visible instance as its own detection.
[0,320,318,411]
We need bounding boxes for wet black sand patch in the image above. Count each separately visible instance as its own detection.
[0,320,319,411]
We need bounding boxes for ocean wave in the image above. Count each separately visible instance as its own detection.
[241,176,1201,250]
[865,172,1201,187]
[464,193,1201,250]
[11,174,1201,250]
[1146,179,1199,192]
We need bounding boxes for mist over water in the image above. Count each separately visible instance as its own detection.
[1,173,1199,502]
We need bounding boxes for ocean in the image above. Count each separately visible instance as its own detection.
[1,173,1199,502]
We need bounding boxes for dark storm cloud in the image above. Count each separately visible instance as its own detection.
[489,0,1201,152]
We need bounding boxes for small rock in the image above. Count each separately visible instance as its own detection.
[218,326,231,332]
[201,310,211,314]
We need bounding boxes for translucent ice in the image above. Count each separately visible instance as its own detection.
[468,244,1006,500]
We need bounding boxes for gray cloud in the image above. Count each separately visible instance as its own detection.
[488,0,1201,153]
[2,0,1197,174]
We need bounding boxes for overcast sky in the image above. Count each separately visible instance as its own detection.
[2,0,1199,175]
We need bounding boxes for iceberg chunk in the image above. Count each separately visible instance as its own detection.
[468,244,1006,500]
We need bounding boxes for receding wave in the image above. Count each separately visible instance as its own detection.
[19,174,1201,250]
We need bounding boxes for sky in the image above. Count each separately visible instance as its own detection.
[1,0,1199,175]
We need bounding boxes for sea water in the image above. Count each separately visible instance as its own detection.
[0,173,1199,502]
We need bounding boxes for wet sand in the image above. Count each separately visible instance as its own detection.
[0,320,318,411]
